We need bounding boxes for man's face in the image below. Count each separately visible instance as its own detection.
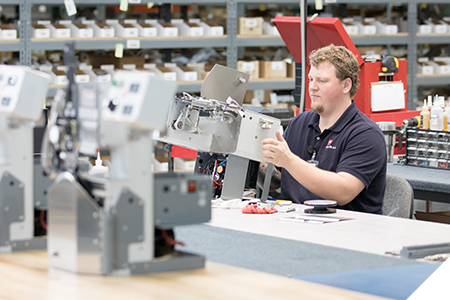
[308,61,346,115]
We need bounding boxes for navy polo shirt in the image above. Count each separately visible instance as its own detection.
[280,101,387,214]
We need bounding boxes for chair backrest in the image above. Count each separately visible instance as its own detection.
[382,174,414,218]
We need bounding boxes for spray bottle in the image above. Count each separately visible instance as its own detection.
[420,99,430,130]
[90,147,108,175]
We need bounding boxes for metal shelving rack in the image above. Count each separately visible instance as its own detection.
[0,0,448,102]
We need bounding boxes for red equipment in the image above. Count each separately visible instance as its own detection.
[273,16,418,126]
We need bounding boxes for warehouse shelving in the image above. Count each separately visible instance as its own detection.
[0,0,448,107]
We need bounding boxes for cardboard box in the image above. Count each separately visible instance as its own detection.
[135,22,157,37]
[32,24,50,39]
[165,63,198,81]
[342,19,359,35]
[82,20,115,38]
[89,54,145,69]
[287,61,296,78]
[355,21,376,35]
[418,23,432,34]
[198,21,224,36]
[244,89,272,104]
[239,17,263,35]
[418,61,434,75]
[171,19,204,37]
[260,61,287,78]
[237,60,259,79]
[373,21,398,34]
[427,20,447,34]
[106,20,138,37]
[52,68,68,85]
[415,211,450,225]
[429,61,450,74]
[187,62,206,79]
[144,64,177,81]
[145,20,178,37]
[80,66,111,82]
[0,24,17,39]
[74,69,90,83]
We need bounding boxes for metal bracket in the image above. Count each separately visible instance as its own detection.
[112,188,144,270]
[0,173,25,247]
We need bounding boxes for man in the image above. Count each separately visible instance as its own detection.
[260,44,386,214]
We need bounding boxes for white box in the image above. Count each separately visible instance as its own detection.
[82,20,115,38]
[60,21,94,38]
[0,24,17,39]
[52,68,68,85]
[262,21,279,35]
[171,19,204,37]
[342,19,358,35]
[427,20,447,34]
[106,20,138,37]
[134,22,157,37]
[144,64,177,81]
[187,62,206,79]
[122,64,136,70]
[145,20,178,37]
[80,65,112,83]
[373,21,398,34]
[43,22,71,38]
[198,21,224,36]
[429,61,450,74]
[418,23,432,34]
[165,63,198,81]
[354,21,376,35]
[74,69,90,83]
[32,24,50,39]
[418,61,434,75]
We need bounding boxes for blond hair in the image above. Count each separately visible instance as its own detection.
[309,44,360,98]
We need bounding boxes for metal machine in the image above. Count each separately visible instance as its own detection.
[42,66,211,275]
[0,65,51,252]
[160,64,282,201]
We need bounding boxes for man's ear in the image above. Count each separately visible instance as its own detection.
[342,78,352,94]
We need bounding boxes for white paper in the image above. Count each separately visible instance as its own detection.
[370,81,405,112]
[64,0,77,17]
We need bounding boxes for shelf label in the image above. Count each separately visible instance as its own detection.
[64,0,77,17]
[115,43,124,58]
[271,61,284,70]
[119,0,129,12]
[241,62,255,71]
[325,0,337,3]
[129,0,141,3]
[127,39,140,49]
[245,19,258,28]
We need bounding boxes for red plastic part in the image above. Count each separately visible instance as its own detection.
[170,145,198,159]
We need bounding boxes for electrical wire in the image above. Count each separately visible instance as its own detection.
[40,210,47,231]
[161,229,185,247]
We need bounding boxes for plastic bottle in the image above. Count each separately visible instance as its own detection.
[420,99,430,130]
[90,147,108,175]
[444,100,450,131]
[430,97,444,131]
[427,95,433,110]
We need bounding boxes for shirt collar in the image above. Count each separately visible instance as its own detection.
[307,101,358,133]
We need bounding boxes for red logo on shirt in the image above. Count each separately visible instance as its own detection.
[327,140,333,146]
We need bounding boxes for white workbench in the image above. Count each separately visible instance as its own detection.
[206,204,450,256]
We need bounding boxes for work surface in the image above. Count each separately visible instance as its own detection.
[387,163,450,203]
[200,204,450,256]
[0,251,388,300]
